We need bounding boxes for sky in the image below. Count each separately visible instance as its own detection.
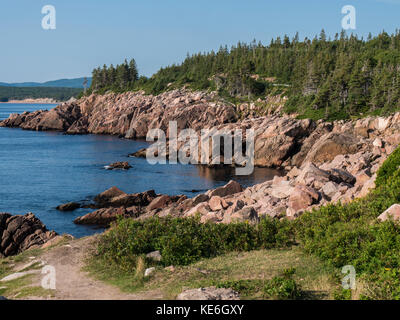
[0,0,399,83]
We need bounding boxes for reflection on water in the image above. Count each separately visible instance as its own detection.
[196,166,283,185]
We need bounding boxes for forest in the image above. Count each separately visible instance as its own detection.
[89,30,400,121]
[0,86,82,102]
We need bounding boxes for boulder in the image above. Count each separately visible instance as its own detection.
[321,182,339,199]
[56,202,81,212]
[270,184,294,199]
[373,138,383,148]
[147,195,173,211]
[94,186,127,206]
[0,213,57,257]
[303,133,360,164]
[73,207,128,226]
[176,287,240,300]
[146,250,162,262]
[296,163,330,187]
[356,174,376,199]
[208,180,243,198]
[208,196,229,211]
[109,191,157,208]
[185,203,212,217]
[289,185,319,211]
[229,206,259,224]
[328,169,356,185]
[94,188,157,208]
[377,204,400,222]
[144,267,156,277]
[192,194,209,206]
[105,161,132,170]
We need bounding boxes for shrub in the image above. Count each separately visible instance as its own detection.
[214,268,302,300]
[376,146,400,187]
[263,269,302,300]
[97,216,295,268]
[295,145,400,299]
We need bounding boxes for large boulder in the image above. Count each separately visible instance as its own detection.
[56,202,81,212]
[254,118,315,167]
[0,213,57,257]
[94,186,127,206]
[328,169,356,185]
[377,204,400,222]
[208,196,229,211]
[207,180,243,198]
[303,133,360,164]
[94,187,157,208]
[288,185,319,212]
[74,207,129,226]
[296,163,330,187]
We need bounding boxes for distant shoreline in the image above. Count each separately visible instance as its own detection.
[0,98,61,104]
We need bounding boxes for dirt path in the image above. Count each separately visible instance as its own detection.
[24,236,163,300]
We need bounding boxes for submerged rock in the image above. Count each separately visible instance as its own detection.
[105,161,132,170]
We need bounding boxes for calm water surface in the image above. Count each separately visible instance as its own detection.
[0,103,280,237]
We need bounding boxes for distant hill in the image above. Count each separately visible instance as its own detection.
[0,86,82,102]
[0,77,92,89]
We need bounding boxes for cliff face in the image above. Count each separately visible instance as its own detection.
[2,89,400,169]
[0,89,237,138]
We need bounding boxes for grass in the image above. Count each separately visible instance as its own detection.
[86,246,339,300]
[0,273,55,299]
[0,235,71,299]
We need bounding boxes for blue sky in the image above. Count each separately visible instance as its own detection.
[0,0,399,82]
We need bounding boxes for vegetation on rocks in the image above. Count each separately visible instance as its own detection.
[89,30,400,121]
[295,145,400,299]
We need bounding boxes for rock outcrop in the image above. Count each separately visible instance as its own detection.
[56,202,81,212]
[0,213,57,257]
[2,89,400,170]
[105,162,132,170]
[73,187,187,226]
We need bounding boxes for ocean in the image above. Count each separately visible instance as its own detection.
[0,103,280,237]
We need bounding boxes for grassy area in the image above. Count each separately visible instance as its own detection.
[0,236,71,299]
[86,246,343,300]
[87,146,400,300]
[0,255,54,299]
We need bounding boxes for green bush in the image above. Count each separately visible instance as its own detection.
[263,268,302,300]
[97,216,295,267]
[376,146,400,187]
[295,145,400,299]
[333,289,352,300]
[214,268,302,300]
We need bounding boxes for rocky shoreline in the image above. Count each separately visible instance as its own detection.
[0,213,57,258]
[1,89,400,253]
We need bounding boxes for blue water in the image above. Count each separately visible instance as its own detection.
[0,103,279,237]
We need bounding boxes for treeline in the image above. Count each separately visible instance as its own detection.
[91,59,139,91]
[89,30,400,120]
[0,86,82,102]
